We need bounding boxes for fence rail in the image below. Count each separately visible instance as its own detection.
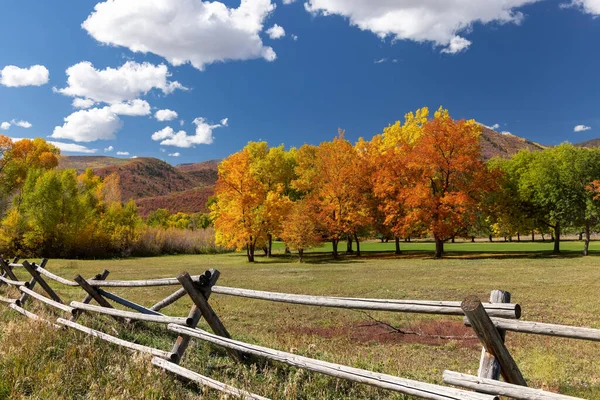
[0,257,591,399]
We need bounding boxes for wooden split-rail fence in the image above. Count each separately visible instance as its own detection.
[0,257,593,399]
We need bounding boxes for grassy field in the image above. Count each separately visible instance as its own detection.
[1,242,600,399]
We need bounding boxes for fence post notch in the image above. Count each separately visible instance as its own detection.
[478,290,511,380]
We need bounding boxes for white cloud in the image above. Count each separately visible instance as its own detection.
[501,131,514,135]
[179,119,185,126]
[0,65,49,87]
[574,124,592,132]
[152,126,178,141]
[51,107,122,142]
[155,117,227,148]
[291,34,298,41]
[441,36,472,54]
[155,109,178,121]
[104,145,114,152]
[562,0,600,14]
[169,152,181,157]
[160,148,166,152]
[131,155,138,158]
[374,58,387,64]
[117,151,130,156]
[82,0,277,71]
[304,0,537,53]
[282,0,296,3]
[72,98,96,109]
[56,61,185,104]
[109,99,151,116]
[491,123,501,130]
[266,24,286,39]
[1,122,11,130]
[220,118,229,126]
[48,141,98,154]
[10,119,32,128]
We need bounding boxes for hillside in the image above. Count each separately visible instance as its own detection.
[58,156,131,173]
[575,138,600,148]
[136,187,214,217]
[479,126,546,160]
[176,159,220,187]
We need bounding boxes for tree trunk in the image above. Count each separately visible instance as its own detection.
[285,246,291,254]
[504,236,507,242]
[579,232,583,241]
[298,248,304,262]
[267,234,272,257]
[451,236,455,243]
[531,230,535,242]
[583,223,591,256]
[247,242,255,262]
[434,236,444,258]
[471,236,475,243]
[489,234,493,242]
[553,223,560,254]
[517,232,520,242]
[541,232,545,241]
[354,232,361,257]
[332,239,339,258]
[395,236,401,255]
[346,234,353,254]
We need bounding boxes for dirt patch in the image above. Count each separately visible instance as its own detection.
[292,319,480,348]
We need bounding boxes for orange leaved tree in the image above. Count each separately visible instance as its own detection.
[402,108,493,258]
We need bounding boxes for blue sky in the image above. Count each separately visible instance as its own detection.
[0,0,599,164]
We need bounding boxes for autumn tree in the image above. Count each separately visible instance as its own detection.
[280,199,321,261]
[400,108,493,258]
[211,148,266,262]
[293,131,372,258]
[371,108,430,253]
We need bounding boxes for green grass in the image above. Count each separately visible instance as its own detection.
[1,243,600,398]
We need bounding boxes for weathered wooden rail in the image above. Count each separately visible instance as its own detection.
[0,257,592,399]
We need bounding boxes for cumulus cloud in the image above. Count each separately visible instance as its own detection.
[48,141,98,154]
[282,0,295,3]
[220,118,228,126]
[82,0,277,70]
[491,123,501,130]
[562,0,600,14]
[117,151,130,156]
[55,61,185,104]
[155,109,178,121]
[0,65,49,87]
[153,117,227,148]
[441,36,472,54]
[1,122,11,130]
[574,124,592,132]
[51,107,122,142]
[152,126,179,141]
[72,98,95,109]
[109,99,151,116]
[266,24,286,39]
[304,0,538,53]
[104,145,114,152]
[169,152,181,157]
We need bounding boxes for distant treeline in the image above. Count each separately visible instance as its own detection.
[0,135,218,258]
[211,107,600,261]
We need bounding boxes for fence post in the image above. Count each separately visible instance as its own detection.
[478,290,511,380]
[461,296,527,386]
[70,270,110,321]
[74,274,113,308]
[19,258,48,305]
[0,258,20,282]
[176,271,245,362]
[170,269,218,364]
[22,260,63,303]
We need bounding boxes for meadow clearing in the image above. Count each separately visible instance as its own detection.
[0,240,599,399]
